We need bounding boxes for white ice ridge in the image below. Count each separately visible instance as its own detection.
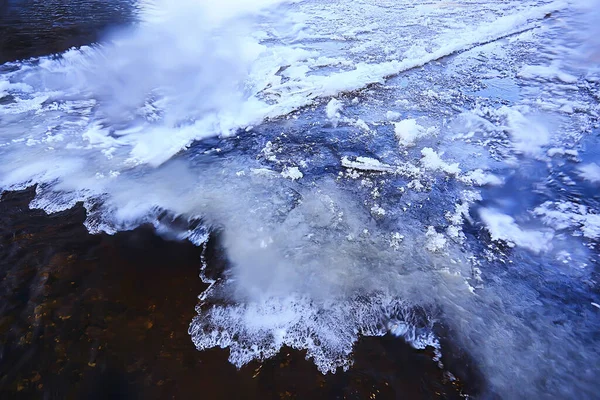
[341,156,396,173]
[341,154,500,188]
[190,293,439,374]
[267,0,569,99]
[0,0,568,168]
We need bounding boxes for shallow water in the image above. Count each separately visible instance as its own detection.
[0,187,472,399]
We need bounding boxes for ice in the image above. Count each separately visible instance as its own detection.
[518,63,578,84]
[281,166,303,180]
[497,106,550,156]
[578,163,600,184]
[420,148,460,175]
[326,98,343,127]
[340,156,396,173]
[394,119,435,147]
[1,0,599,397]
[191,293,439,374]
[533,201,600,240]
[480,208,554,253]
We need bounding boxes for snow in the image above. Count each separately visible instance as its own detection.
[281,166,303,180]
[518,63,578,84]
[533,201,600,239]
[480,208,553,253]
[341,156,396,173]
[420,148,460,175]
[578,163,600,183]
[425,226,447,252]
[460,169,503,186]
[370,205,386,216]
[326,98,343,127]
[386,111,402,121]
[394,119,435,147]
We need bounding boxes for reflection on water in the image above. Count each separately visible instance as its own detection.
[0,0,135,63]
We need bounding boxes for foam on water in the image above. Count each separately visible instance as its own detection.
[1,0,600,398]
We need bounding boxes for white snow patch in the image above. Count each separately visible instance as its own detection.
[425,226,447,252]
[326,98,344,127]
[578,163,600,184]
[518,63,578,84]
[480,208,553,253]
[341,156,395,173]
[281,166,303,180]
[533,201,600,239]
[351,118,371,132]
[386,111,402,121]
[420,148,460,175]
[394,119,435,147]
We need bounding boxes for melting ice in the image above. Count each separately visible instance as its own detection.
[1,0,600,398]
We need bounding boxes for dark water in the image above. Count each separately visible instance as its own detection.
[0,2,479,398]
[0,0,133,63]
[0,187,476,399]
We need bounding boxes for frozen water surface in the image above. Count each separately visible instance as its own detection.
[1,0,599,397]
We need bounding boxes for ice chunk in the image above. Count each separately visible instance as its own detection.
[326,98,343,127]
[518,63,578,84]
[420,148,460,175]
[578,163,600,184]
[281,166,303,180]
[497,106,550,156]
[394,119,432,147]
[460,169,502,186]
[341,156,396,173]
[480,208,553,253]
[425,226,447,252]
[386,111,402,121]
